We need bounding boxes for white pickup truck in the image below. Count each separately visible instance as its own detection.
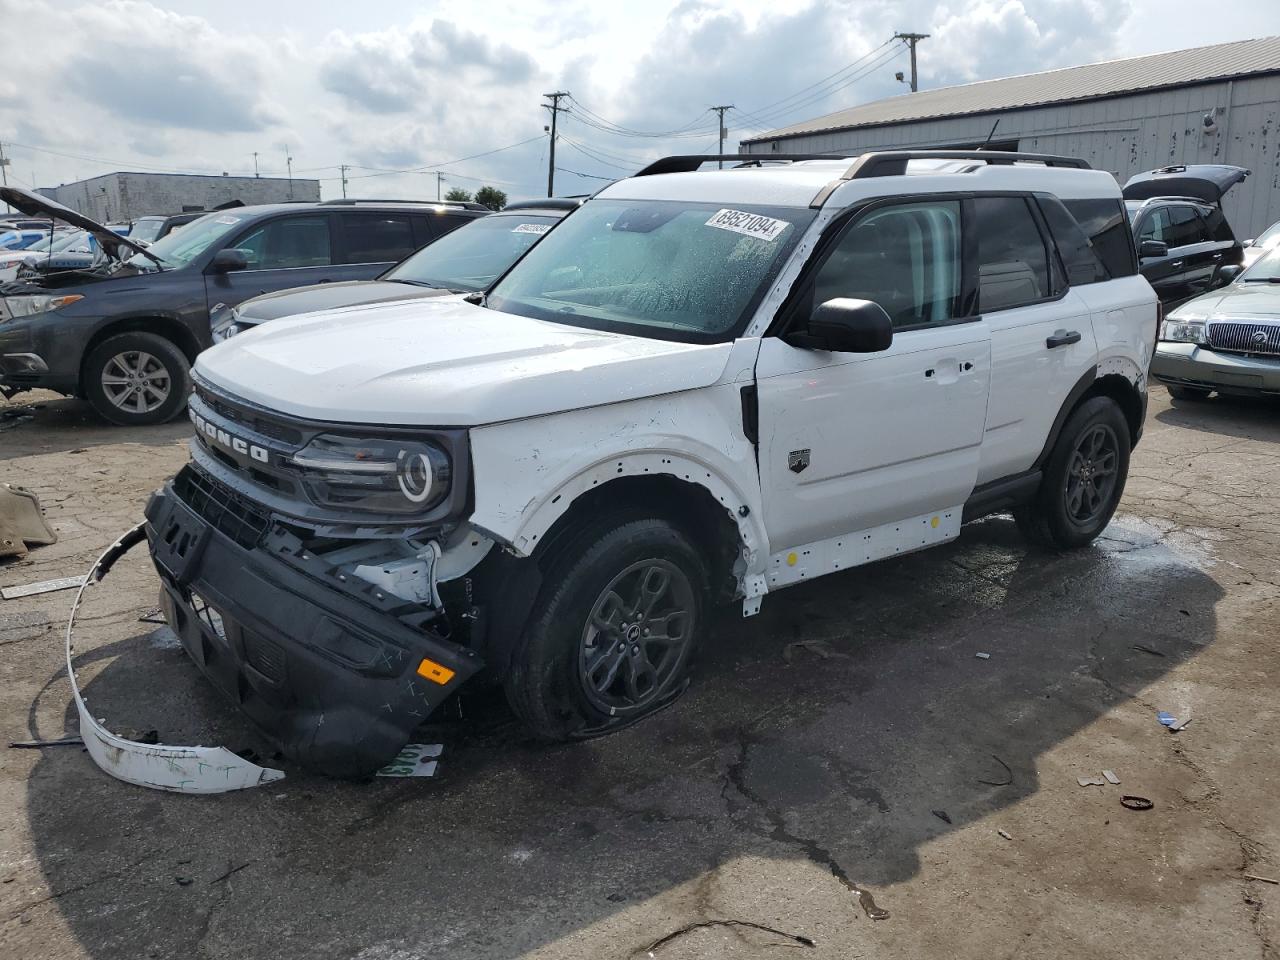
[143,150,1156,778]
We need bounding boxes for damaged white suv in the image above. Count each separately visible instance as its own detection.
[144,151,1156,778]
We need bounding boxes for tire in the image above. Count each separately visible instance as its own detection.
[503,515,710,741]
[1167,385,1212,402]
[1014,396,1131,550]
[83,332,191,426]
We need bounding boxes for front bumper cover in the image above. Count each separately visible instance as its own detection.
[1151,342,1280,395]
[144,483,482,779]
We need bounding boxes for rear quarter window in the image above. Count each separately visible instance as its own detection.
[1062,199,1137,279]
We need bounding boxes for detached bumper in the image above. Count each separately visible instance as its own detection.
[1151,342,1280,395]
[144,482,481,779]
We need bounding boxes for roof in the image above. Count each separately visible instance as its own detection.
[746,36,1280,143]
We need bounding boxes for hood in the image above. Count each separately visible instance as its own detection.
[196,297,733,427]
[0,186,161,266]
[1122,164,1250,204]
[1170,280,1280,320]
[235,280,449,324]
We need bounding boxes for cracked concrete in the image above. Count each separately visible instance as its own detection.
[1,387,1278,960]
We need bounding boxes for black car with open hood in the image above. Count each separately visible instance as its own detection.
[0,187,484,424]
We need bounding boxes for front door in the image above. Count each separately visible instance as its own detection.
[756,197,992,559]
[206,214,338,310]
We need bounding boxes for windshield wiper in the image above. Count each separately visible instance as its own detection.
[388,278,438,288]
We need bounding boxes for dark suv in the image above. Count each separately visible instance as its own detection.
[0,187,486,425]
[1123,164,1248,306]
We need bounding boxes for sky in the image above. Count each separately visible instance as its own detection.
[1,0,1277,204]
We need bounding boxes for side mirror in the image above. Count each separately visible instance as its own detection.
[210,248,249,273]
[1216,264,1243,284]
[1139,239,1168,259]
[794,298,893,353]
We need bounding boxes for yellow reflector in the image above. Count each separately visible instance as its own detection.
[416,658,455,685]
[786,552,798,566]
[930,516,940,529]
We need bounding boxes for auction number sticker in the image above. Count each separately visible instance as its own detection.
[705,208,789,242]
[214,216,242,225]
[512,223,551,235]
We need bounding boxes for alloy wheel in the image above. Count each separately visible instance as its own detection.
[1065,423,1119,524]
[100,350,171,414]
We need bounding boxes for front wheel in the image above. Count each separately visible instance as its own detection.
[83,332,191,426]
[503,516,709,741]
[1014,396,1131,549]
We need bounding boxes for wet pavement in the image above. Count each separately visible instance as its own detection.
[0,387,1277,959]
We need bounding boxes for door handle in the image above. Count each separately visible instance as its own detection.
[1046,330,1081,349]
[1211,253,1223,261]
[1170,260,1184,269]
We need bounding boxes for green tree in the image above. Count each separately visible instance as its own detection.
[475,186,508,211]
[444,187,473,202]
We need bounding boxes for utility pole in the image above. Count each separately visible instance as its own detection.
[253,151,260,178]
[0,141,10,213]
[543,91,570,197]
[433,172,444,201]
[339,164,349,199]
[284,145,293,199]
[711,105,734,168]
[893,32,930,92]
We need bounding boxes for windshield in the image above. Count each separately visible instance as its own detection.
[386,213,559,292]
[487,199,814,342]
[127,211,247,269]
[1240,247,1280,281]
[1253,221,1280,250]
[128,218,165,244]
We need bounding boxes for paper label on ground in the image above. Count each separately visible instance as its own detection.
[512,223,551,235]
[705,209,789,242]
[376,743,444,778]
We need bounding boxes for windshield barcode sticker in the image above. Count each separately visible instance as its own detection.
[512,223,551,235]
[214,216,242,224]
[705,209,789,242]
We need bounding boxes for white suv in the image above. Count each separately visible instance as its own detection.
[144,151,1156,778]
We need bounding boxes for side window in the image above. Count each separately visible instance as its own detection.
[1201,207,1234,243]
[341,214,416,264]
[1062,199,1137,278]
[811,199,962,329]
[1168,206,1210,247]
[428,214,475,240]
[232,216,332,270]
[1137,207,1171,244]
[1038,196,1107,286]
[974,196,1051,311]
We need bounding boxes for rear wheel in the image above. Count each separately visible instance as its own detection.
[83,332,191,426]
[503,515,709,741]
[1014,396,1131,549]
[1167,385,1212,402]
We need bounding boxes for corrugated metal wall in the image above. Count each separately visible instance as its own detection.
[49,173,321,222]
[742,76,1280,239]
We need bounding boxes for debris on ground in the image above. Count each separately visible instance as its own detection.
[1157,710,1192,731]
[9,736,84,748]
[1078,776,1108,787]
[978,754,1013,787]
[975,652,991,660]
[0,483,58,559]
[1132,643,1165,656]
[138,607,167,624]
[932,809,952,824]
[641,919,816,955]
[376,743,444,778]
[1103,770,1120,784]
[1,575,86,600]
[997,828,1014,840]
[1170,716,1193,732]
[1244,874,1279,885]
[1120,796,1154,810]
[852,885,889,920]
[0,405,37,432]
[174,876,193,887]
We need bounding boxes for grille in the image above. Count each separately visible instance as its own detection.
[194,384,304,444]
[1207,322,1280,358]
[173,465,270,549]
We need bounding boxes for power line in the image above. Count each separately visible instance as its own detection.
[557,136,641,173]
[566,97,716,139]
[734,44,906,129]
[735,39,895,124]
[556,166,615,182]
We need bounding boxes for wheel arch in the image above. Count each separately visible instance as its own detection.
[1035,363,1145,469]
[80,316,202,386]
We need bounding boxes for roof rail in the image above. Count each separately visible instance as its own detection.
[505,197,586,211]
[320,198,489,211]
[634,154,860,177]
[843,150,1090,179]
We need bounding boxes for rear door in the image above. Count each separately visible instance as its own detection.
[974,195,1097,485]
[1166,204,1220,300]
[333,211,420,279]
[207,214,338,308]
[1134,206,1186,303]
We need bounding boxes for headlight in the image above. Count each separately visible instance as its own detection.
[1,294,84,321]
[1160,317,1207,344]
[210,306,239,343]
[287,435,451,514]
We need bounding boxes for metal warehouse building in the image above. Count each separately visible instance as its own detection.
[743,36,1280,239]
[36,172,321,223]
